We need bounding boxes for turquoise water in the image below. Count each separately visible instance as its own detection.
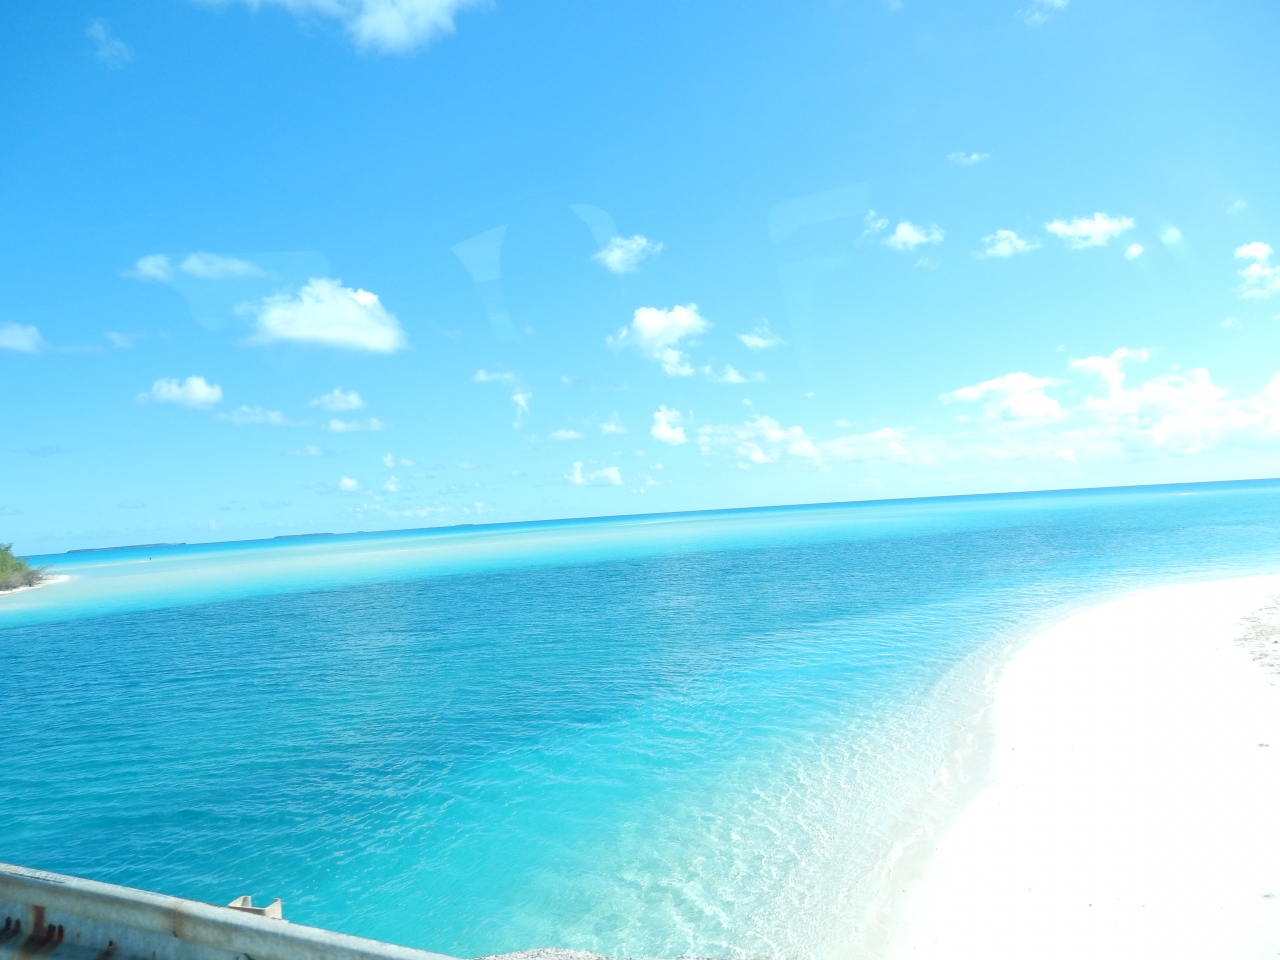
[4,481,1280,959]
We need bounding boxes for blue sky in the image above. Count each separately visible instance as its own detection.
[2,0,1278,554]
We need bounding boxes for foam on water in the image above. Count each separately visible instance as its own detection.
[4,481,1280,959]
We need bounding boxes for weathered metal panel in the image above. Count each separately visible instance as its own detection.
[0,864,457,960]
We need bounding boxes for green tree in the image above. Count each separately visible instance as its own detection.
[0,543,45,591]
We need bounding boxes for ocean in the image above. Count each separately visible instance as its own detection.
[4,480,1280,959]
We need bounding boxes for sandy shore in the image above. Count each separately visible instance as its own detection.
[0,574,72,599]
[885,575,1280,959]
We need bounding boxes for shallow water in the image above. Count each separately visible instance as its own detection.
[4,481,1280,959]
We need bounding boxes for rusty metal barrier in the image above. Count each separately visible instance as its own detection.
[0,863,458,960]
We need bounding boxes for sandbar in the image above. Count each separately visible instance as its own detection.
[886,575,1280,959]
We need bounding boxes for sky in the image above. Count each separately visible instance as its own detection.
[2,0,1279,554]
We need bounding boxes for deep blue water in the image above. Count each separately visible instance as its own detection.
[4,481,1280,959]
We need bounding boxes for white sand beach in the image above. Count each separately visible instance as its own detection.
[0,573,72,599]
[886,575,1280,959]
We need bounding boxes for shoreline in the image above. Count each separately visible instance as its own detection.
[883,574,1280,959]
[0,574,72,599]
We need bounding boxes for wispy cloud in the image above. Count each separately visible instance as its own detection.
[87,20,131,67]
[697,416,909,468]
[180,252,263,279]
[1045,212,1135,249]
[948,151,989,166]
[339,476,360,492]
[943,372,1065,423]
[592,235,663,274]
[565,462,623,486]
[551,429,584,440]
[310,387,366,411]
[1125,243,1144,260]
[127,254,174,281]
[512,392,532,428]
[885,221,944,251]
[126,252,263,281]
[138,376,223,408]
[863,210,889,237]
[105,331,141,349]
[220,405,291,426]
[0,323,43,354]
[327,417,385,432]
[1021,0,1069,26]
[1236,242,1279,299]
[206,0,484,54]
[600,413,627,435]
[473,368,515,384]
[979,229,1039,258]
[608,304,710,376]
[244,278,406,352]
[703,363,763,384]
[738,320,786,351]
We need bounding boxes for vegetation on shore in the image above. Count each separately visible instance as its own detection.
[0,543,46,592]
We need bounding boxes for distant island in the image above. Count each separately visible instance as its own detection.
[0,543,46,592]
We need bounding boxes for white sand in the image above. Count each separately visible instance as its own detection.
[0,573,72,599]
[886,575,1280,960]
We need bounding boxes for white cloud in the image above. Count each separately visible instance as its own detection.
[328,417,385,432]
[246,278,406,352]
[600,414,626,435]
[1067,347,1280,453]
[1125,243,1144,259]
[106,331,140,348]
[703,363,759,384]
[473,368,515,383]
[551,429,584,440]
[948,152,989,166]
[209,0,483,54]
[608,303,710,376]
[180,252,264,279]
[739,320,786,351]
[1021,0,1069,26]
[139,376,223,408]
[565,462,623,486]
[512,391,532,427]
[885,221,944,251]
[980,229,1039,258]
[1045,212,1135,249]
[943,372,1065,423]
[87,20,131,67]
[650,406,688,446]
[289,445,328,457]
[222,405,289,425]
[128,254,174,281]
[697,415,910,467]
[0,323,43,354]
[1236,242,1279,299]
[863,209,889,237]
[592,235,663,274]
[339,476,359,492]
[382,476,404,492]
[1161,227,1183,246]
[311,387,366,411]
[382,452,414,467]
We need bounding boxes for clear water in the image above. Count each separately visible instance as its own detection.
[4,481,1280,960]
